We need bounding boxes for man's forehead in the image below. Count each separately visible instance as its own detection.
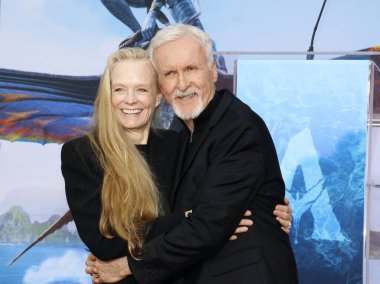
[154,39,206,68]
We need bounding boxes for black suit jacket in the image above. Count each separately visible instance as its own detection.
[61,129,183,284]
[129,90,298,284]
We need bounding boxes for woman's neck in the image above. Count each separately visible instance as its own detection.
[126,127,150,145]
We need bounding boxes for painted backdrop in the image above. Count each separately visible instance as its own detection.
[0,1,379,283]
[237,60,370,284]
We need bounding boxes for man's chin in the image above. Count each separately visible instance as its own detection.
[173,97,203,120]
[174,109,200,121]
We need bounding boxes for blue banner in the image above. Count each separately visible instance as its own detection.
[237,60,369,284]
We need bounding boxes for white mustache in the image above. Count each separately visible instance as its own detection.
[173,87,199,99]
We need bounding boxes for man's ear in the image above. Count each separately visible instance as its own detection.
[155,93,163,108]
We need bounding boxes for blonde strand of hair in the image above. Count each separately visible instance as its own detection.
[89,48,162,258]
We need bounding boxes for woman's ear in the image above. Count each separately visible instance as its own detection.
[155,93,163,107]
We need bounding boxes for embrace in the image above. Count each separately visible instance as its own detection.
[61,24,298,284]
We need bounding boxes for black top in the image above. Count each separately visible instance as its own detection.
[61,129,184,284]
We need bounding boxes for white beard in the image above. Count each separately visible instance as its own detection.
[171,87,203,120]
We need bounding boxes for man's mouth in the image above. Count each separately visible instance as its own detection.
[176,90,197,101]
[178,93,195,101]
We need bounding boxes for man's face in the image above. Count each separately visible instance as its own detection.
[153,34,218,122]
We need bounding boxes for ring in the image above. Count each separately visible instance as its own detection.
[288,222,292,229]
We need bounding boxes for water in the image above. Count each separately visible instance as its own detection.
[0,244,91,284]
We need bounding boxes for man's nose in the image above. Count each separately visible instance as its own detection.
[177,73,190,91]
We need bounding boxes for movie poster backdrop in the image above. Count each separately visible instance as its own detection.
[0,1,378,283]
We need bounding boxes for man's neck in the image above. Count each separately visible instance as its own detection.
[184,120,194,132]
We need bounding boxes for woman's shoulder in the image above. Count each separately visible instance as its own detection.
[61,135,101,171]
[64,135,89,144]
[61,135,92,154]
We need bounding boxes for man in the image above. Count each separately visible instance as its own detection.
[87,24,298,284]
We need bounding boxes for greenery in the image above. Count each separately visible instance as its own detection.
[0,205,81,244]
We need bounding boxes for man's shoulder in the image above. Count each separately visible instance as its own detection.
[218,90,264,125]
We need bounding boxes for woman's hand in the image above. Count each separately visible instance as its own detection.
[229,210,253,240]
[85,253,131,283]
[273,198,292,234]
[230,197,293,240]
[185,209,253,241]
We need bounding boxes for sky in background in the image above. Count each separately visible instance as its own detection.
[0,0,380,75]
[0,0,379,225]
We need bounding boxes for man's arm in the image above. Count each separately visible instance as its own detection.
[85,211,253,283]
[85,211,255,282]
[130,126,279,283]
[85,203,293,282]
[85,198,292,283]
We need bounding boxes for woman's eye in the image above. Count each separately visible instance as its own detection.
[112,88,125,95]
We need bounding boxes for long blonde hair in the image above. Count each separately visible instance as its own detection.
[89,48,162,258]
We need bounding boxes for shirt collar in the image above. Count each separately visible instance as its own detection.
[191,90,222,132]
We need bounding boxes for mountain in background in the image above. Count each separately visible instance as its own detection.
[0,205,81,244]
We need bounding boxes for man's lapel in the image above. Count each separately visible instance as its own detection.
[171,90,234,204]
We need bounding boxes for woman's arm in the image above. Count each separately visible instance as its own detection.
[61,138,129,260]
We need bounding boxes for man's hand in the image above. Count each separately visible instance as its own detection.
[273,198,292,234]
[85,253,131,283]
[229,210,253,240]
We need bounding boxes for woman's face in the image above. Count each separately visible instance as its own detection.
[111,59,161,135]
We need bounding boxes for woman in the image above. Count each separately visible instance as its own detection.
[62,48,291,283]
[62,48,182,284]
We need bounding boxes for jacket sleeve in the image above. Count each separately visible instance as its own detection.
[129,126,269,284]
[61,139,129,260]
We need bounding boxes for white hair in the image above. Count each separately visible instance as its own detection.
[147,23,214,70]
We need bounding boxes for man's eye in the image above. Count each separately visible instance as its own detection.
[136,88,148,93]
[164,71,175,77]
[187,66,197,71]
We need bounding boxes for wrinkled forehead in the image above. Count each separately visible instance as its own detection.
[153,36,208,68]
